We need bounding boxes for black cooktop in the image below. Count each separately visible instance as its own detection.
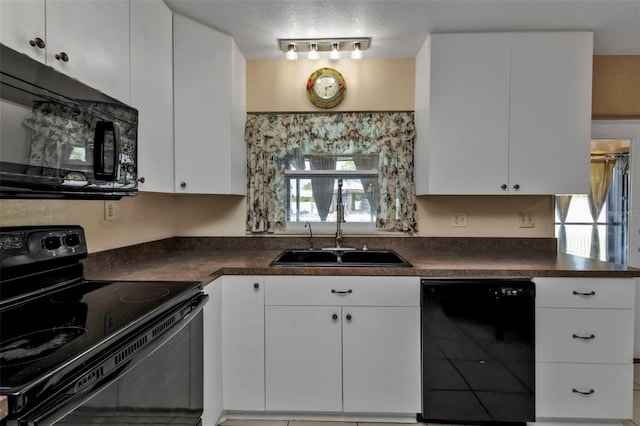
[0,278,201,390]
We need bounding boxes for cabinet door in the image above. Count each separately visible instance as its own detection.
[130,0,174,193]
[509,32,592,195]
[342,306,421,413]
[265,306,342,412]
[173,14,246,194]
[202,280,223,426]
[0,0,46,62]
[45,0,131,102]
[536,363,633,419]
[222,276,265,411]
[427,33,511,195]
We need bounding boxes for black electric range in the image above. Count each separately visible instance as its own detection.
[0,226,207,426]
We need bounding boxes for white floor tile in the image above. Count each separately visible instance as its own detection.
[290,421,355,426]
[222,421,288,426]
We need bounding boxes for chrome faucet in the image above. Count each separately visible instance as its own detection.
[335,178,345,249]
[304,221,313,250]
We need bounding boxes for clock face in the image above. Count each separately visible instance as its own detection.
[306,68,346,109]
[314,75,339,100]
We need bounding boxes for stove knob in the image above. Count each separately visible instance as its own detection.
[63,233,81,248]
[42,236,62,251]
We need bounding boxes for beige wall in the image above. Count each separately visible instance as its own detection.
[416,195,554,237]
[0,193,178,253]
[0,57,556,253]
[247,58,415,112]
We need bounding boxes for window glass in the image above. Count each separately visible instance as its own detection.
[285,155,378,226]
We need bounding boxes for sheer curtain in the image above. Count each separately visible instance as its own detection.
[308,156,336,221]
[588,156,617,259]
[353,155,378,222]
[245,112,417,233]
[555,195,572,253]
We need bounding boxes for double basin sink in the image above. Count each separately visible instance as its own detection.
[270,248,412,267]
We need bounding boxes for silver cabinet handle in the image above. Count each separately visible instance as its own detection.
[572,290,596,297]
[572,333,595,340]
[331,289,352,295]
[572,388,595,395]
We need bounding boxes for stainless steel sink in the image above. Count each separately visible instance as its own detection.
[269,249,412,267]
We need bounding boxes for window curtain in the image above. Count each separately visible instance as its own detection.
[555,195,572,253]
[245,112,417,234]
[588,156,616,259]
[353,155,378,222]
[308,156,336,221]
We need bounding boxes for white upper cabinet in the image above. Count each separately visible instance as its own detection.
[416,32,593,195]
[0,0,46,62]
[173,14,247,195]
[0,0,131,103]
[508,33,593,195]
[130,0,174,193]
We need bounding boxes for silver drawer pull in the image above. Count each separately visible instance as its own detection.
[572,388,595,396]
[331,289,353,295]
[572,333,596,340]
[572,290,596,297]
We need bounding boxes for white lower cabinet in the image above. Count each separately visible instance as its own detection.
[221,276,265,411]
[202,279,223,426]
[342,306,421,413]
[263,276,421,414]
[534,277,636,421]
[265,305,343,412]
[536,363,633,420]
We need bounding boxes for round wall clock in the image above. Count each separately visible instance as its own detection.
[306,68,346,109]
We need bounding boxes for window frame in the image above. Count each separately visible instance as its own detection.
[283,163,380,234]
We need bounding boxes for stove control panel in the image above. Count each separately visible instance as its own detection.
[0,225,87,270]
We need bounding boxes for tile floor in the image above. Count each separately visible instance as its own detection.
[621,364,640,426]
[222,365,640,426]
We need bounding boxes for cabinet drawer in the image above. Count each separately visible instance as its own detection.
[534,277,635,309]
[264,276,419,306]
[536,363,633,419]
[536,308,634,364]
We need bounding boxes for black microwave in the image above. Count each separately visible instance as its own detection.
[0,44,138,199]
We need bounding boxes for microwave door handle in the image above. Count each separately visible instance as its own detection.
[113,123,121,182]
[93,121,119,182]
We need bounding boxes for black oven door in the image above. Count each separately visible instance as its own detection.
[7,297,206,426]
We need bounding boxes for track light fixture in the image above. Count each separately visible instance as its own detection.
[308,42,319,60]
[277,37,371,61]
[285,43,297,60]
[351,42,363,60]
[329,42,341,60]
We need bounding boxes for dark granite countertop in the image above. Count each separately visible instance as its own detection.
[82,236,640,284]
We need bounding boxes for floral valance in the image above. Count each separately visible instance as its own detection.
[245,111,417,234]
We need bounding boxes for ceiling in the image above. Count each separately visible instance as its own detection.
[163,0,640,60]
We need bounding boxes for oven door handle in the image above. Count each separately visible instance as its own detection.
[20,294,208,426]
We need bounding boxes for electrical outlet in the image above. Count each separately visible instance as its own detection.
[518,212,535,228]
[104,201,117,221]
[452,212,468,227]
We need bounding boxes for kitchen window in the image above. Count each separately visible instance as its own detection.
[556,141,630,264]
[285,154,379,231]
[245,112,417,234]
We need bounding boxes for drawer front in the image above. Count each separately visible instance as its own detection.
[534,277,635,309]
[264,276,419,306]
[536,308,634,364]
[536,363,633,419]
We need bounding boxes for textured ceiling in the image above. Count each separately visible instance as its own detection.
[164,0,640,60]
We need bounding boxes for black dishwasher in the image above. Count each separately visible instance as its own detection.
[420,279,535,424]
